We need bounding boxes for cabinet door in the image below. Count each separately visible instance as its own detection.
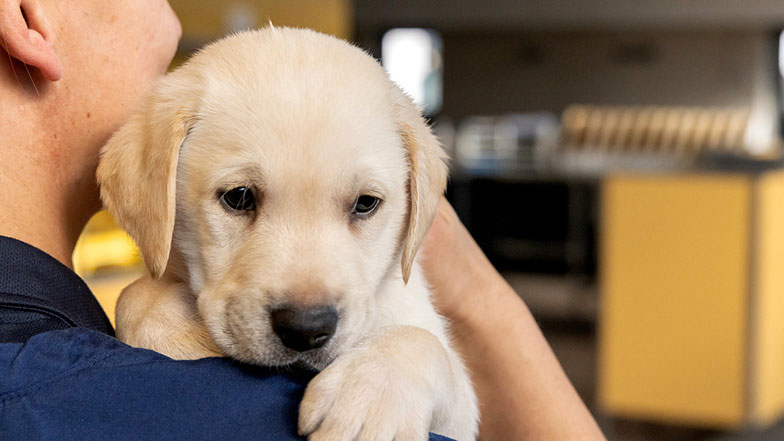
[600,174,751,427]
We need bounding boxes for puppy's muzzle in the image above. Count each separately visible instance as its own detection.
[270,304,338,352]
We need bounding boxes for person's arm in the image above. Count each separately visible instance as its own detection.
[421,198,606,441]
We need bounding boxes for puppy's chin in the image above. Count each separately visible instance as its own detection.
[233,343,338,371]
[295,348,339,371]
[213,329,341,371]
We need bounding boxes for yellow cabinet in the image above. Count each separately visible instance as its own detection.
[599,172,784,428]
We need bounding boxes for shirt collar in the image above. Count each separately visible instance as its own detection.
[0,235,114,336]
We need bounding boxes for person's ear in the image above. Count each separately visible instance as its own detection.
[0,0,62,81]
[391,85,449,284]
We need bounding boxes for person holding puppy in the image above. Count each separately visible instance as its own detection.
[0,0,605,440]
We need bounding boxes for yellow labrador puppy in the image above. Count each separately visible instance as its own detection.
[97,27,478,441]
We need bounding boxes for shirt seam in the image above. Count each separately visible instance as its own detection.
[0,351,116,404]
[0,302,75,328]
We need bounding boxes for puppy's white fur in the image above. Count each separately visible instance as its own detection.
[98,27,478,441]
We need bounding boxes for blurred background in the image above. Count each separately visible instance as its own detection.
[74,1,784,439]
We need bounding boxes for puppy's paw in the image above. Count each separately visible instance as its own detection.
[298,343,444,441]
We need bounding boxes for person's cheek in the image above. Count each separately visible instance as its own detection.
[155,4,181,71]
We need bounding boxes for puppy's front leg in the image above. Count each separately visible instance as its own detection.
[116,276,222,360]
[299,326,472,441]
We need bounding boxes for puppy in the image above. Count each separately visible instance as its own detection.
[97,27,478,441]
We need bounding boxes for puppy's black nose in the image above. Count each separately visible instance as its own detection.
[270,305,338,352]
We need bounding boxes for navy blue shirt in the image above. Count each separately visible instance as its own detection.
[0,236,454,441]
[0,236,114,341]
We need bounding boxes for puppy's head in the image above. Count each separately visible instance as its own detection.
[97,28,447,368]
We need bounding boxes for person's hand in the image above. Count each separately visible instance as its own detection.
[0,0,62,81]
[420,197,515,324]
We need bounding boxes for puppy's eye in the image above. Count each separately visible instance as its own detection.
[220,187,256,212]
[352,195,381,216]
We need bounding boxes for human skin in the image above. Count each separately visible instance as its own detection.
[420,198,607,440]
[0,0,181,267]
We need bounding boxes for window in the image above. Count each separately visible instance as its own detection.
[382,28,443,115]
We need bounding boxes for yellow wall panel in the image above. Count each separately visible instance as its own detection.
[74,212,144,326]
[170,0,353,40]
[600,174,752,427]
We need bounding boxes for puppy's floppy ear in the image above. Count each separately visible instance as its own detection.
[391,86,449,284]
[96,76,196,279]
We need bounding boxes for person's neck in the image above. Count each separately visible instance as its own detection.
[0,144,100,270]
[0,60,103,269]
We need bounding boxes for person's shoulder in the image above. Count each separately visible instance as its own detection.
[0,236,114,338]
[0,328,173,389]
[0,328,313,440]
[0,329,456,441]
